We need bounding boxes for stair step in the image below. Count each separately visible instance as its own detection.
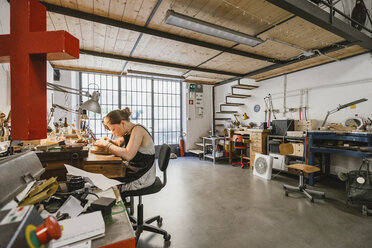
[188,149,204,155]
[221,103,245,106]
[227,94,251,98]
[195,142,205,147]
[232,84,258,90]
[216,111,238,114]
[215,118,231,120]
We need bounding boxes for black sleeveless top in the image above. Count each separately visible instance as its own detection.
[117,124,155,183]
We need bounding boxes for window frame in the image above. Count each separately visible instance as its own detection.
[79,72,183,146]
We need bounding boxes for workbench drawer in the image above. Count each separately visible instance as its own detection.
[250,133,262,141]
[250,143,263,153]
[83,164,125,178]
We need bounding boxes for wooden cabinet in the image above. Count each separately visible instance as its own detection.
[233,129,270,169]
[248,130,270,169]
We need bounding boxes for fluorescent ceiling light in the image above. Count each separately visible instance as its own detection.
[165,10,263,47]
[127,69,185,80]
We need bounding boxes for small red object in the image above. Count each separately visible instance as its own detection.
[232,135,247,168]
[35,216,62,244]
[179,136,185,157]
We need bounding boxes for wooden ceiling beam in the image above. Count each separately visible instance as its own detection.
[216,40,358,85]
[41,2,283,64]
[52,65,123,76]
[80,49,244,77]
[266,0,372,51]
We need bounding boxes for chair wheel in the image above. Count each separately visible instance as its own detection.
[157,217,163,227]
[164,233,171,241]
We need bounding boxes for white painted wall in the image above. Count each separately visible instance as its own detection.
[184,83,213,151]
[215,53,372,174]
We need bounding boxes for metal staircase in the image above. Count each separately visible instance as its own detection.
[189,81,258,156]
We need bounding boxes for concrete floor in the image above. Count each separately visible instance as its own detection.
[134,157,371,248]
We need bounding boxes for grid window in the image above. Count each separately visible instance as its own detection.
[120,76,153,136]
[153,79,181,145]
[81,73,119,138]
[80,72,182,145]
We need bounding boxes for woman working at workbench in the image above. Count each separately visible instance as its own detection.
[95,108,156,191]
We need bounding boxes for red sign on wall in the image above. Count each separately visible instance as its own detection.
[189,100,194,105]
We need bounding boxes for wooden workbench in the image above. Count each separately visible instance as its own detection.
[84,152,125,178]
[38,149,125,180]
[231,129,271,169]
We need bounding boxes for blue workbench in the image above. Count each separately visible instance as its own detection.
[307,131,372,185]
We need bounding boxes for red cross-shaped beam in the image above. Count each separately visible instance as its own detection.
[0,0,79,140]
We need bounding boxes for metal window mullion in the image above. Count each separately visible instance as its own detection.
[118,75,121,109]
[180,81,183,139]
[151,78,155,142]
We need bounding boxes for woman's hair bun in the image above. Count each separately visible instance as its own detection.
[122,107,132,117]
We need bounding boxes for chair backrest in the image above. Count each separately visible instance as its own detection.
[232,135,243,143]
[158,144,171,187]
[279,143,294,155]
[158,144,171,172]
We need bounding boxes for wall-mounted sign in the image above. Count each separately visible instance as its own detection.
[189,99,194,105]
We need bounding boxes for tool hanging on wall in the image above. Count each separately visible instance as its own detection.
[264,94,278,128]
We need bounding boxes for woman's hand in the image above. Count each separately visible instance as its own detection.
[95,138,110,148]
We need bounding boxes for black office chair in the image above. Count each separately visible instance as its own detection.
[121,144,171,244]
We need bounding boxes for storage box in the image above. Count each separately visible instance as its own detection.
[294,120,318,131]
[270,153,287,171]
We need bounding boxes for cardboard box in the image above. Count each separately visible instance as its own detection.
[294,120,318,131]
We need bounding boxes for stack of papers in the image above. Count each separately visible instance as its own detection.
[49,211,105,248]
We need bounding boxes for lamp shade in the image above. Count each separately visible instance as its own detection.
[80,91,101,114]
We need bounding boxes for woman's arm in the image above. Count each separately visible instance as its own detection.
[95,127,146,161]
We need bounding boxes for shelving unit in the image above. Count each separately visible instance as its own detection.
[202,136,226,164]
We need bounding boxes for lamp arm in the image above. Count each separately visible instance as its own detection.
[47,82,90,97]
[321,111,330,127]
[337,98,368,111]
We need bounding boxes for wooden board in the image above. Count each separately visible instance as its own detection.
[42,0,369,83]
[125,61,189,75]
[132,34,221,66]
[251,45,366,81]
[258,17,345,50]
[184,71,231,81]
[200,52,273,74]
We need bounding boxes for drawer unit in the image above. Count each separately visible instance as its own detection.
[290,143,304,157]
[294,120,317,131]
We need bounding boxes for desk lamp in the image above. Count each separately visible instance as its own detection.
[47,82,101,135]
[321,98,368,127]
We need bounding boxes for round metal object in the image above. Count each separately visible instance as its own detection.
[357,177,366,184]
